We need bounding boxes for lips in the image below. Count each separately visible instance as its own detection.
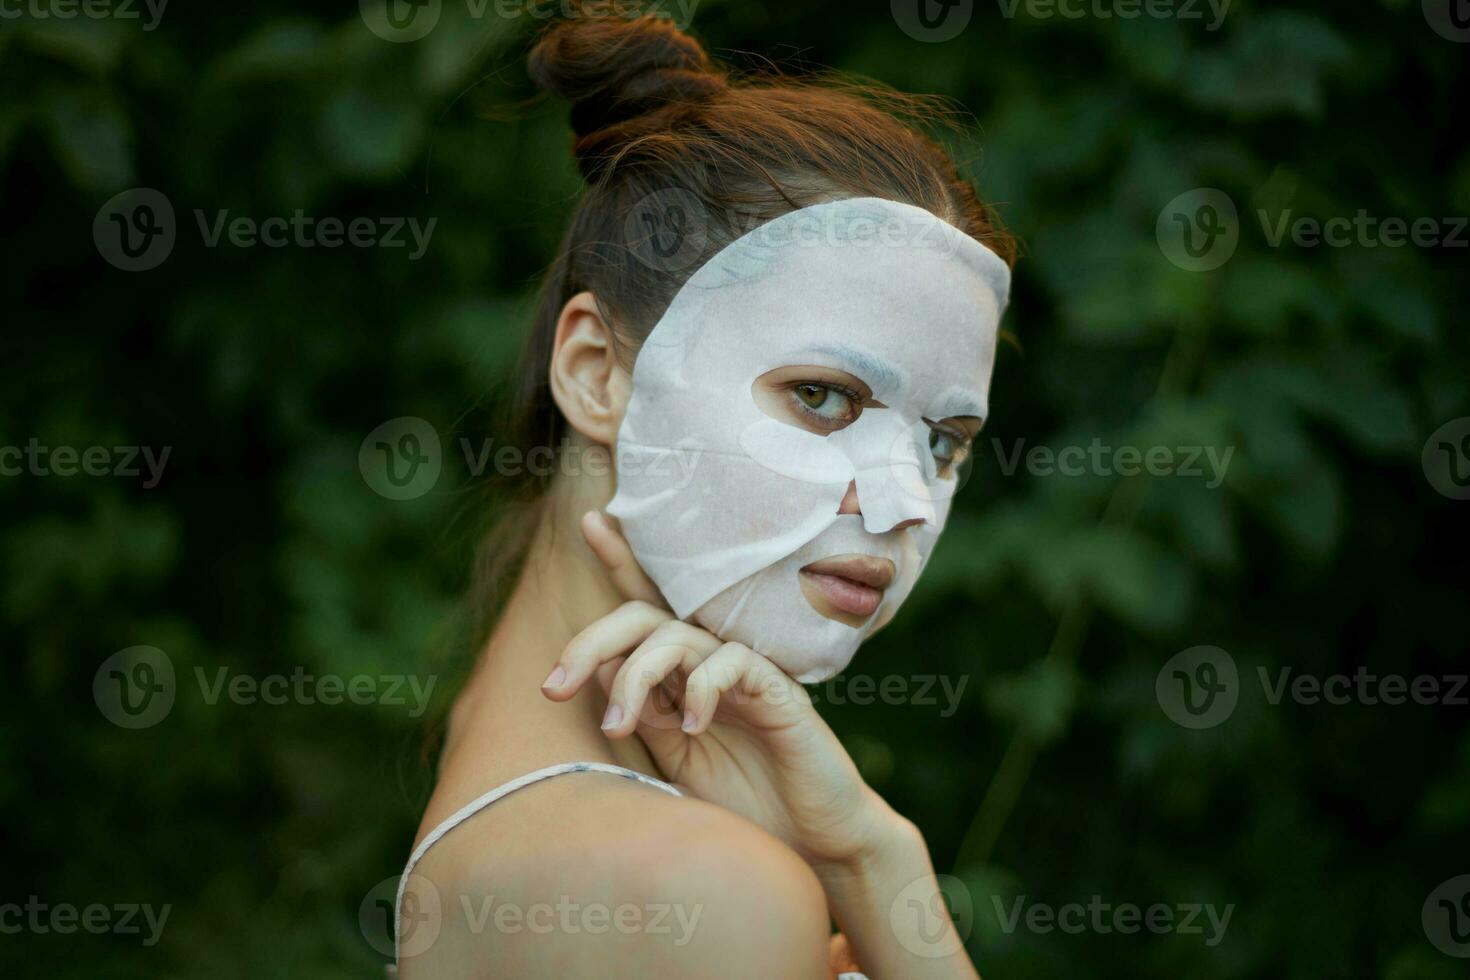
[799,554,896,619]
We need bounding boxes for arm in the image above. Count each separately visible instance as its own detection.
[814,809,979,980]
[399,785,834,980]
[551,511,985,978]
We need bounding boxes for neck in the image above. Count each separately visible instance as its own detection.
[436,469,656,791]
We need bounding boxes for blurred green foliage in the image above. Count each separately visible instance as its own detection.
[2,1,1467,977]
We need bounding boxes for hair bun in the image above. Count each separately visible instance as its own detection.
[529,9,726,144]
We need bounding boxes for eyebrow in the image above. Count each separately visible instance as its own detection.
[794,344,904,393]
[930,391,987,420]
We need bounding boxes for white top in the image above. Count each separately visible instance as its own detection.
[389,760,868,979]
[393,761,683,963]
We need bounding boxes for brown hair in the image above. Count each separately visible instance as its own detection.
[469,4,1014,636]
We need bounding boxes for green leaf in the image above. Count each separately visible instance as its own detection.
[40,88,134,191]
[1182,11,1352,118]
[983,659,1082,745]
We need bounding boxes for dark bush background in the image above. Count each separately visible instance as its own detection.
[2,1,1467,977]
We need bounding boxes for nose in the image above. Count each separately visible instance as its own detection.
[837,480,924,531]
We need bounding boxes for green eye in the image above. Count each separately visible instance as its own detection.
[929,427,956,462]
[793,383,855,421]
[795,384,828,409]
[925,421,972,474]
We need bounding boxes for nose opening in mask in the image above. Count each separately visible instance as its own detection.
[853,463,937,535]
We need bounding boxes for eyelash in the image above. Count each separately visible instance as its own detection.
[790,382,864,428]
[925,420,973,470]
[784,383,974,471]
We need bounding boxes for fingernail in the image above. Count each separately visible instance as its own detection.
[601,703,624,731]
[585,510,609,530]
[681,710,697,733]
[542,666,566,690]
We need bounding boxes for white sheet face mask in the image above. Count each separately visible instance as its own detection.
[607,197,1010,682]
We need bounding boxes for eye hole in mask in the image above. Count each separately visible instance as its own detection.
[752,364,878,434]
[751,365,978,479]
[923,416,982,479]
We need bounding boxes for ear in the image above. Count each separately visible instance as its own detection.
[549,291,632,446]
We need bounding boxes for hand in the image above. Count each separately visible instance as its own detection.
[540,510,912,873]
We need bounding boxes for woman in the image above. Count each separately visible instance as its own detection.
[395,7,1014,978]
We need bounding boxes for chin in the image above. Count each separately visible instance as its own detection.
[690,595,866,685]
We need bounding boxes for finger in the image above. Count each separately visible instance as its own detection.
[603,621,721,737]
[542,600,671,700]
[829,933,861,975]
[592,648,686,760]
[581,510,667,608]
[592,656,626,702]
[682,642,809,734]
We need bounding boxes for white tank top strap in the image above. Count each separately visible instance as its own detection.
[391,761,682,966]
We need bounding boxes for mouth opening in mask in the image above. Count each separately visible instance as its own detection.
[798,553,896,626]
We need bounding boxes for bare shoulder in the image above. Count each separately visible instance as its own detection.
[400,773,831,979]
